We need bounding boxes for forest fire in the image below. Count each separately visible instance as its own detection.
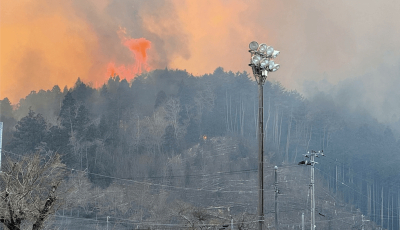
[106,35,151,81]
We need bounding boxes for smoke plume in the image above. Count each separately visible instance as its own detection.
[1,0,400,125]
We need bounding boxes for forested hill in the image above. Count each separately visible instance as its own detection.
[1,67,399,229]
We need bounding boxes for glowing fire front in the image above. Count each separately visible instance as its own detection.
[106,30,151,81]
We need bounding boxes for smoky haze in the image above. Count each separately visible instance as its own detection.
[0,0,190,103]
[1,0,400,124]
[1,68,399,229]
[303,53,400,125]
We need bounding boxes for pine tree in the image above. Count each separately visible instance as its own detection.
[6,109,47,154]
[46,125,70,155]
[75,105,90,139]
[0,97,17,146]
[0,97,13,118]
[163,125,177,154]
[59,91,77,133]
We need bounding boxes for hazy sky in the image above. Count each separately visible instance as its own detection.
[1,0,400,123]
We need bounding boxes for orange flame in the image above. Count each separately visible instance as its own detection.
[106,32,151,81]
[123,38,151,72]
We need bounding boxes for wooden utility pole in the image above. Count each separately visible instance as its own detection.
[275,166,278,230]
[335,160,338,194]
[381,187,383,228]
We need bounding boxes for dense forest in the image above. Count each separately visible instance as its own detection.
[0,68,399,229]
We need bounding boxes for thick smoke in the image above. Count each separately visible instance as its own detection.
[1,0,400,125]
[303,53,400,125]
[0,0,189,103]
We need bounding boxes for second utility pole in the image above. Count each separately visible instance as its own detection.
[310,153,315,230]
[274,166,279,230]
[298,150,324,230]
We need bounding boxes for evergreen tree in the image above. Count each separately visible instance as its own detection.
[75,105,90,139]
[6,109,47,154]
[155,90,167,109]
[59,91,77,133]
[0,97,17,146]
[72,78,94,104]
[46,125,70,155]
[163,125,177,154]
[0,97,13,118]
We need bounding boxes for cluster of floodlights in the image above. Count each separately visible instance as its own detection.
[249,41,280,74]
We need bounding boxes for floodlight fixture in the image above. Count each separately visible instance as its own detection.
[251,54,261,65]
[260,58,269,69]
[272,50,280,58]
[266,46,274,57]
[272,64,280,71]
[268,60,275,70]
[258,43,268,54]
[249,41,259,51]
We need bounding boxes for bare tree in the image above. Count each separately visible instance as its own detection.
[235,212,257,230]
[164,98,187,141]
[64,170,93,216]
[0,153,68,230]
[168,201,229,230]
[142,109,168,154]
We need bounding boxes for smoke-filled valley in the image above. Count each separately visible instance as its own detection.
[0,68,399,229]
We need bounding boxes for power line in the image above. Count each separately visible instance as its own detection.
[2,150,295,197]
[322,154,400,190]
[314,167,399,213]
[2,150,296,180]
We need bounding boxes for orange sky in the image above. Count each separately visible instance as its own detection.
[1,0,400,122]
[1,0,98,103]
[0,0,281,103]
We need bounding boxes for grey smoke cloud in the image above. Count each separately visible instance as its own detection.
[2,0,400,126]
[265,0,400,125]
[303,53,400,125]
[70,0,189,71]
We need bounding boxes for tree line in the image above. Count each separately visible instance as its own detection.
[0,67,399,229]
